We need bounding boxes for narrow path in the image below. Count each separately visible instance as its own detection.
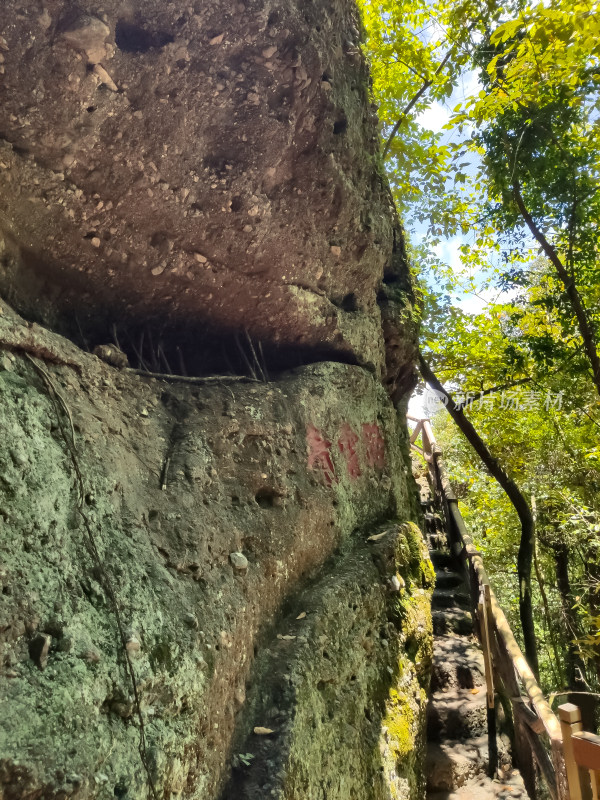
[423,517,527,799]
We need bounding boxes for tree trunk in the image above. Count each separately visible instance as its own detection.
[419,354,540,677]
[512,181,600,398]
[554,542,588,690]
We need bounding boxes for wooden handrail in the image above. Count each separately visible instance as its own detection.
[409,420,423,445]
[559,702,600,799]
[408,416,569,800]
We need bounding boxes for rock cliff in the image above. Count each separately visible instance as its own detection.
[0,303,431,799]
[0,0,429,797]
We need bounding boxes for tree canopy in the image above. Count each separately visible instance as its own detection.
[357,0,600,691]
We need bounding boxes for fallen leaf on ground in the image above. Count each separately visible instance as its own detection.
[253,726,274,735]
[296,612,307,620]
[367,531,389,542]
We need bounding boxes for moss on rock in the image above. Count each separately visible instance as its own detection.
[0,308,432,800]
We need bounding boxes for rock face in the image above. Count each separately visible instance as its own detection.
[0,0,416,384]
[0,304,431,799]
[0,0,427,796]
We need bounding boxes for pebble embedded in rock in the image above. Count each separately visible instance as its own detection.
[125,635,141,653]
[234,687,245,707]
[82,648,101,664]
[229,551,248,574]
[92,64,118,92]
[110,699,133,718]
[60,14,110,65]
[253,726,274,735]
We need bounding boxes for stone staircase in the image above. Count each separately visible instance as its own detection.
[424,523,528,799]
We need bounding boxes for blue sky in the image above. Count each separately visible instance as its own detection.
[406,74,506,416]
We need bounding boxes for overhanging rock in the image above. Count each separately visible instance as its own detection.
[0,0,415,381]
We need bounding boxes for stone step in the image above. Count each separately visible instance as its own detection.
[424,512,436,531]
[425,733,516,800]
[427,688,488,741]
[426,734,514,793]
[431,589,471,612]
[425,512,445,534]
[434,571,463,590]
[432,609,474,637]
[429,533,447,550]
[417,477,431,494]
[431,637,485,691]
[420,492,433,508]
[426,766,525,799]
[429,550,456,570]
[426,739,487,792]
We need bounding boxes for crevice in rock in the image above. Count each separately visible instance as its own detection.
[220,519,431,800]
[333,115,348,135]
[79,320,361,379]
[331,292,358,312]
[114,20,174,54]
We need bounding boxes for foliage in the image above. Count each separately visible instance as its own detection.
[360,0,600,333]
[357,0,600,690]
[422,258,600,689]
[358,0,494,233]
[468,2,600,370]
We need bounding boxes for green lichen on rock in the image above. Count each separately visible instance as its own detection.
[0,308,432,800]
[402,522,436,589]
[379,652,429,800]
[226,519,433,800]
[384,687,415,760]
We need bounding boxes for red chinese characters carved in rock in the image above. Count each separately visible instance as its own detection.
[337,423,361,479]
[306,422,386,486]
[306,424,337,486]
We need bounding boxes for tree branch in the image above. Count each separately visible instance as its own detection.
[382,45,455,159]
[512,180,600,397]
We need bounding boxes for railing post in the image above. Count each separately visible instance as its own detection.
[479,583,497,777]
[480,585,495,707]
[552,735,572,800]
[559,703,585,800]
[421,418,433,459]
[591,770,600,800]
